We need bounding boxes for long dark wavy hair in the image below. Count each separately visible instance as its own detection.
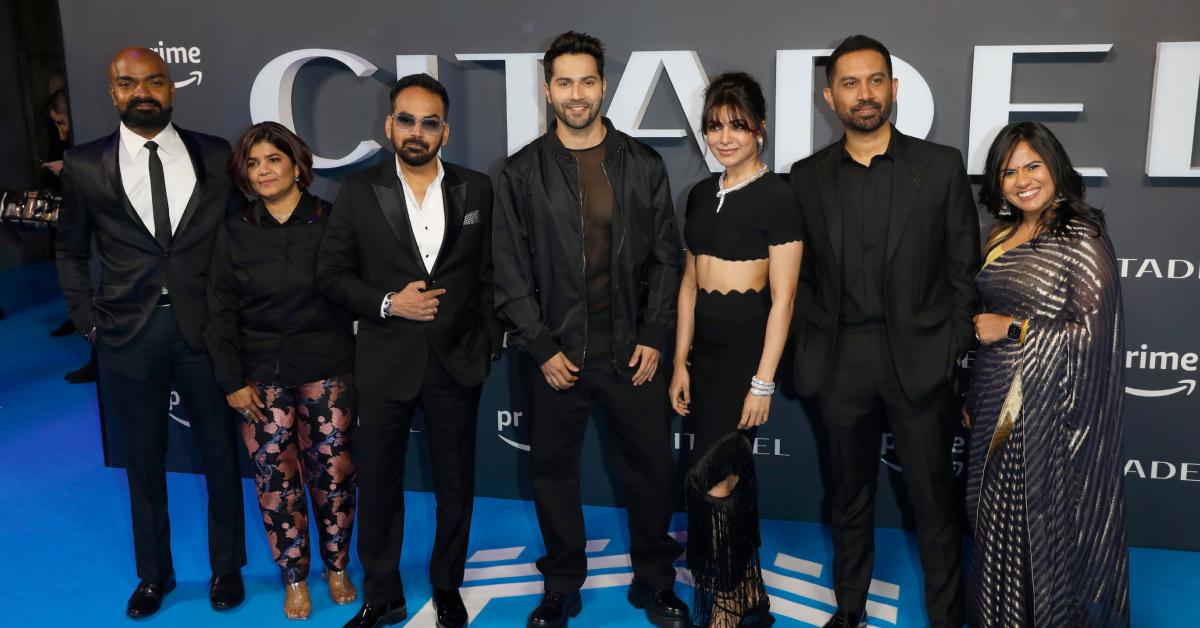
[978,121,1106,254]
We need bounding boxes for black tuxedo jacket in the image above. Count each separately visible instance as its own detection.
[55,126,236,351]
[789,129,981,405]
[317,158,503,401]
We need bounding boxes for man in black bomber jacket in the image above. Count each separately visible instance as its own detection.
[493,31,688,628]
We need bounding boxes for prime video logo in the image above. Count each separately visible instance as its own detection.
[168,389,190,427]
[1124,344,1197,398]
[148,41,204,88]
[496,410,529,451]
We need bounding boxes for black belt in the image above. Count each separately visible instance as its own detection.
[156,291,172,307]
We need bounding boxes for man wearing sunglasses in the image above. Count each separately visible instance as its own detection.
[318,73,503,628]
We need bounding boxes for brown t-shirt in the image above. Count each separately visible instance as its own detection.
[571,143,614,312]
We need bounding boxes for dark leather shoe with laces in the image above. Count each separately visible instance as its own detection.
[433,588,468,628]
[527,591,582,627]
[823,609,866,628]
[209,572,245,611]
[627,579,688,627]
[342,599,408,628]
[126,577,176,618]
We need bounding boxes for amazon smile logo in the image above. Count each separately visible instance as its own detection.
[148,41,204,88]
[1125,344,1198,398]
[168,389,190,428]
[497,410,530,451]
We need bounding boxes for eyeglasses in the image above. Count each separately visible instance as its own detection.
[391,113,445,135]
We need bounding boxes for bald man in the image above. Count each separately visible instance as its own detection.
[55,48,246,618]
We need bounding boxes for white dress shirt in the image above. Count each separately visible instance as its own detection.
[118,122,197,239]
[396,156,446,274]
[380,157,448,318]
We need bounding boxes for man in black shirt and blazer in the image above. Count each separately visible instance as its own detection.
[318,73,502,628]
[54,48,246,618]
[789,36,981,628]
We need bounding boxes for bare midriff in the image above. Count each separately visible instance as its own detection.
[695,254,769,294]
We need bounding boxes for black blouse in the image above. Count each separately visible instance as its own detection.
[684,172,801,261]
[204,192,354,395]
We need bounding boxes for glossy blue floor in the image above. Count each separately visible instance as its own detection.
[1,262,1195,626]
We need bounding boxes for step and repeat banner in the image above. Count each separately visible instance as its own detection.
[63,0,1200,550]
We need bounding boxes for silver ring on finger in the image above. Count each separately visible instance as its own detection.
[241,409,251,416]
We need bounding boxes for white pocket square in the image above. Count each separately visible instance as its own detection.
[462,210,481,226]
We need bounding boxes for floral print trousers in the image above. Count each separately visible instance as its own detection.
[242,375,357,585]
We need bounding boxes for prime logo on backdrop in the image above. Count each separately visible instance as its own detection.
[148,41,204,89]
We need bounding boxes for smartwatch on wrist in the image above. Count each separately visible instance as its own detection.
[1007,319,1024,342]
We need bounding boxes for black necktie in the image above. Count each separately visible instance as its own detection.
[145,140,171,249]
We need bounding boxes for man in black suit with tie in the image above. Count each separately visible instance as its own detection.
[54,47,246,618]
[788,35,981,628]
[318,73,502,628]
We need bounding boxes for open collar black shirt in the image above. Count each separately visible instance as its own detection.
[839,135,895,324]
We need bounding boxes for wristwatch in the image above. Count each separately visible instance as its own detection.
[1007,319,1024,342]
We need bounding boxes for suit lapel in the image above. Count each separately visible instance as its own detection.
[171,128,207,242]
[431,164,466,276]
[102,131,159,247]
[371,160,427,275]
[817,148,844,267]
[885,132,922,265]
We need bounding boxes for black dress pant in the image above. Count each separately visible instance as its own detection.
[525,310,682,594]
[356,351,480,605]
[96,306,246,583]
[814,324,962,627]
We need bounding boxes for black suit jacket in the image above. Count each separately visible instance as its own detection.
[790,129,981,405]
[55,126,236,351]
[317,158,503,401]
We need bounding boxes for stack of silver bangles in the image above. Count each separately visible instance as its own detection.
[750,376,776,397]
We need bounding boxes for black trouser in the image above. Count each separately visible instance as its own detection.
[525,310,682,594]
[814,324,962,627]
[96,306,246,584]
[356,352,480,605]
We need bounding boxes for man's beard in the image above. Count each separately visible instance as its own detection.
[119,98,172,132]
[553,100,601,130]
[840,97,891,132]
[397,137,440,167]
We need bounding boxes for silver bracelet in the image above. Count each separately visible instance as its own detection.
[750,376,776,397]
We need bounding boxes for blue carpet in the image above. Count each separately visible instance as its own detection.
[0,261,1195,626]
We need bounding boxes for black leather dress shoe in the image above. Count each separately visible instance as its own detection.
[126,577,176,618]
[209,572,245,611]
[823,609,866,628]
[527,591,582,627]
[64,356,97,383]
[342,599,408,628]
[627,579,688,627]
[432,588,468,628]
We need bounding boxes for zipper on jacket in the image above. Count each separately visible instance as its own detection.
[600,158,623,372]
[574,157,588,369]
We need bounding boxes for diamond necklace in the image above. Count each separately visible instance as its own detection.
[716,163,769,212]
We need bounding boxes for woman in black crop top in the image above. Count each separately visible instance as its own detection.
[670,74,803,627]
[204,123,358,619]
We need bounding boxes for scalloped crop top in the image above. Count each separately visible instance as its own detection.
[683,172,802,262]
